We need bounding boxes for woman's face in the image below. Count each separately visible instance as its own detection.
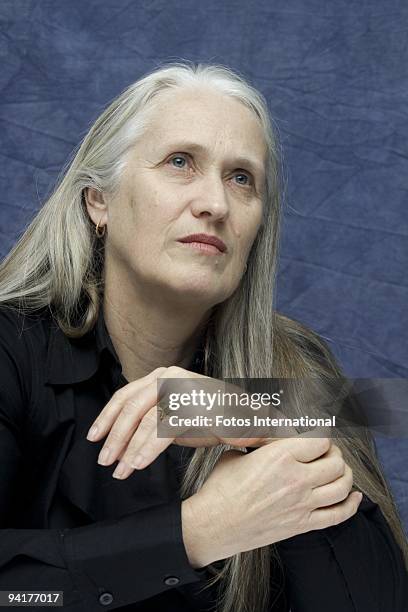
[104,87,267,308]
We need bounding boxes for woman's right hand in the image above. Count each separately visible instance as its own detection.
[181,436,363,568]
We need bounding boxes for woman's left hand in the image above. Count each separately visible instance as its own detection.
[86,365,268,480]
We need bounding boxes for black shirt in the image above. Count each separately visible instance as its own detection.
[0,304,407,611]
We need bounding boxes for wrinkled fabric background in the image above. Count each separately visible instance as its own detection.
[0,1,407,529]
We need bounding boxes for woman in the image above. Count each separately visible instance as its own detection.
[0,61,406,612]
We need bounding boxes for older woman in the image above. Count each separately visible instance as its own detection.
[0,62,406,612]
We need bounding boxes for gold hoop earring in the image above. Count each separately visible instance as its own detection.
[95,219,106,238]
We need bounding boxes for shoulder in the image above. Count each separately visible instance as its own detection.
[0,304,53,418]
[0,303,52,353]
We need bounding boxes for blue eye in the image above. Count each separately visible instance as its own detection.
[234,173,252,187]
[170,155,188,168]
[235,174,249,185]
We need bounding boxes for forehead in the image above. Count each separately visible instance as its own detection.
[139,87,268,169]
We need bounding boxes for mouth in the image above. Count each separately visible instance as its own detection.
[177,233,227,255]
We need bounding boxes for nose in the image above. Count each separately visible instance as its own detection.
[190,173,230,221]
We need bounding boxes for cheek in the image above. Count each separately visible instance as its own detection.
[123,194,180,264]
[132,183,182,227]
[107,195,151,259]
[233,211,262,260]
[125,190,163,237]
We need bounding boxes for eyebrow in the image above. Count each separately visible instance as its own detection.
[160,139,266,181]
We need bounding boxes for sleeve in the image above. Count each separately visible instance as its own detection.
[276,494,408,612]
[0,501,209,610]
[0,317,208,611]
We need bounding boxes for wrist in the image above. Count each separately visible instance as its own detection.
[181,495,217,569]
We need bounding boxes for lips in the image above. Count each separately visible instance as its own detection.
[177,233,227,253]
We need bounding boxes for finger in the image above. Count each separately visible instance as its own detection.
[122,405,172,468]
[114,400,219,477]
[121,402,210,471]
[112,406,174,479]
[274,432,332,463]
[97,376,164,466]
[86,367,167,442]
[304,446,346,488]
[310,464,353,508]
[309,490,363,530]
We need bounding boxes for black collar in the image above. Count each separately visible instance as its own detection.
[45,306,121,385]
[44,306,205,385]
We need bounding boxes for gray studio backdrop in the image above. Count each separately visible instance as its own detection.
[1,1,407,529]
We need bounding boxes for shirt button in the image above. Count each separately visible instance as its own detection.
[99,592,114,606]
[164,576,180,586]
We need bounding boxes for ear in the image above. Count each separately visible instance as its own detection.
[84,187,108,228]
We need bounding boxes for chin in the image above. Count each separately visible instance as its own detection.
[165,276,231,306]
[182,284,227,304]
[154,264,238,303]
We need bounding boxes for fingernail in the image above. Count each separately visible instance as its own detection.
[98,447,112,465]
[131,454,146,469]
[87,425,99,441]
[112,461,128,479]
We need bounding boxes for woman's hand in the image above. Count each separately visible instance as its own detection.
[182,437,363,567]
[86,365,277,479]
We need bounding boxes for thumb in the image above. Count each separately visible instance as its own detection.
[257,428,331,463]
[281,429,331,462]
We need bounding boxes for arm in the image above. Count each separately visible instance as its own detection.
[277,494,408,612]
[0,344,207,610]
[0,497,206,610]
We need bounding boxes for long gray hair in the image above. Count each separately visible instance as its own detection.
[1,61,406,612]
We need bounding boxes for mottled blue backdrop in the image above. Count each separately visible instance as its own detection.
[0,1,407,528]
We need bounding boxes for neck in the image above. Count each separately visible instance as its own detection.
[102,270,211,382]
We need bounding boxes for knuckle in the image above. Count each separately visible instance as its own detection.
[313,515,328,531]
[124,446,140,463]
[329,507,341,526]
[166,365,182,377]
[331,496,356,526]
[139,412,157,430]
[154,366,168,377]
[338,480,352,501]
[354,494,362,510]
[137,440,155,457]
[331,443,342,457]
[122,399,141,415]
[113,388,127,401]
[107,429,126,444]
[277,448,294,465]
[332,456,346,477]
[308,511,326,531]
[346,500,358,520]
[297,514,310,533]
[317,437,331,454]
